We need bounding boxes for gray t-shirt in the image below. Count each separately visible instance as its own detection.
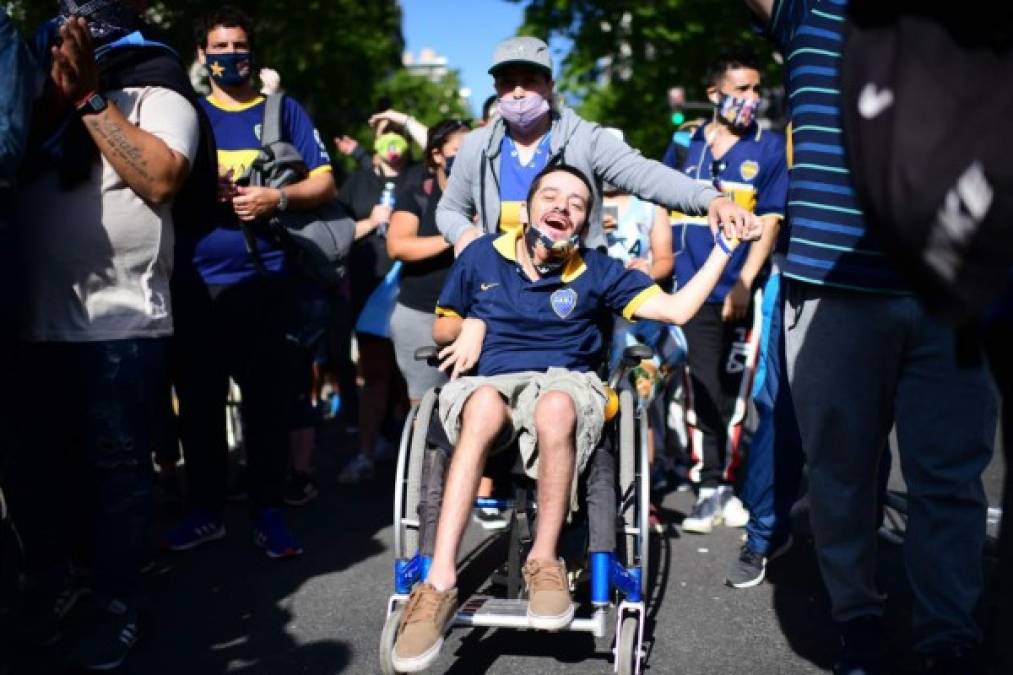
[16,86,199,342]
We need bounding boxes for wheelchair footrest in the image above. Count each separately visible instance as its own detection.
[453,596,608,636]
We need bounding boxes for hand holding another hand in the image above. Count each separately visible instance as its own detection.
[708,196,763,243]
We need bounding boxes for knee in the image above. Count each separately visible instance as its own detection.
[462,385,507,426]
[535,390,576,435]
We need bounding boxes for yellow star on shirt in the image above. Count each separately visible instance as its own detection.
[209,61,225,77]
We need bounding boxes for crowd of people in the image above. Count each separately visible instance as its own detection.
[0,1,1009,674]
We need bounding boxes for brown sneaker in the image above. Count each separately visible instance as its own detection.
[523,558,575,630]
[391,583,457,672]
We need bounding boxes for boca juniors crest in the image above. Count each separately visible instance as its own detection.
[550,288,578,319]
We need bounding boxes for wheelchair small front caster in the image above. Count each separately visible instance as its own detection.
[615,613,644,675]
[379,607,405,675]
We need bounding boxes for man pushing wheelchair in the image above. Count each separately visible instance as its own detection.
[392,164,761,672]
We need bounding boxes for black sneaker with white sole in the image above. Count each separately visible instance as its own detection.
[725,544,767,588]
[472,507,508,531]
[67,598,139,671]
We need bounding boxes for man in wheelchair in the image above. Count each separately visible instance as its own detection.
[392,164,761,672]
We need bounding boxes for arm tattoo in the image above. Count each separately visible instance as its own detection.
[86,116,155,182]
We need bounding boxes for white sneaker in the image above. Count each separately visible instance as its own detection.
[682,488,720,534]
[337,453,374,484]
[718,486,750,528]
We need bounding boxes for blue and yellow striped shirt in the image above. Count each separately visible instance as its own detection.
[768,0,906,292]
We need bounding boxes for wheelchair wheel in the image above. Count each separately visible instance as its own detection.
[637,404,651,599]
[879,489,908,546]
[378,607,404,675]
[618,390,650,598]
[619,390,637,569]
[616,614,641,675]
[393,390,437,559]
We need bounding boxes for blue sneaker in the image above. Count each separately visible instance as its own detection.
[163,510,226,551]
[253,508,304,559]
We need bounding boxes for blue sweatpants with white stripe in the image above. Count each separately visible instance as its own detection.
[740,270,804,556]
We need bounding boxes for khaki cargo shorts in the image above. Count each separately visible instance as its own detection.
[438,368,608,511]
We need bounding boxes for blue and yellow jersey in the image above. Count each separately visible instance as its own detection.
[497,133,551,236]
[436,229,660,376]
[193,94,332,286]
[671,124,788,302]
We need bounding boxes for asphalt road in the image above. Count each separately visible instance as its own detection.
[13,427,1007,675]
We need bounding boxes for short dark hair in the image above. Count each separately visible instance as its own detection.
[525,164,595,226]
[424,118,471,170]
[704,47,761,89]
[194,5,255,50]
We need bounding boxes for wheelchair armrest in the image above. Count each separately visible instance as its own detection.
[621,344,654,366]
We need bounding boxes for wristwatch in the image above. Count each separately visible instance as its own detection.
[76,92,108,116]
[276,188,289,212]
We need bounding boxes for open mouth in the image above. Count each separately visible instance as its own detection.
[539,210,573,240]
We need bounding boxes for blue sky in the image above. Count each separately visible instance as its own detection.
[400,0,568,117]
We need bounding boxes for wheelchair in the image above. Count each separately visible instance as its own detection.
[379,343,656,675]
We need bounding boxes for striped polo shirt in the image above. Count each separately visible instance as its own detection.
[768,0,905,292]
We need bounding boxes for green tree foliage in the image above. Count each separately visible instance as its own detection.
[373,69,470,130]
[513,0,780,159]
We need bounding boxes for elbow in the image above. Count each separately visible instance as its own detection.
[321,179,338,202]
[144,181,179,206]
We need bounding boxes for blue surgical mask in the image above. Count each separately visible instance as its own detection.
[206,51,254,87]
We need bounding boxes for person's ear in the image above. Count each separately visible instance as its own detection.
[706,84,719,105]
[520,201,529,225]
[197,47,206,65]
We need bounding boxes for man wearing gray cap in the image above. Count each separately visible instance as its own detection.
[437,36,757,253]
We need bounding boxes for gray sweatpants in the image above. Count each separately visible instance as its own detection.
[784,281,996,653]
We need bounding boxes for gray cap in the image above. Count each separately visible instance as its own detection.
[489,36,553,78]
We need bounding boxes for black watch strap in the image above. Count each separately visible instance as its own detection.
[77,92,108,116]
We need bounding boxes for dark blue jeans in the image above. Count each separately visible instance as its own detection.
[10,338,167,601]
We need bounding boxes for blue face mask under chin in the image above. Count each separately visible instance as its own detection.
[206,51,254,87]
[524,223,579,275]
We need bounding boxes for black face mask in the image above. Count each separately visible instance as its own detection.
[444,155,456,177]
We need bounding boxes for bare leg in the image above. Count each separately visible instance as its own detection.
[427,386,510,591]
[527,390,576,562]
[477,476,494,498]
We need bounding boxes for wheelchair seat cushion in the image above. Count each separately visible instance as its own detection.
[437,369,608,512]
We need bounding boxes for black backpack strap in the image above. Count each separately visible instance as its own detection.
[236,93,286,277]
[261,93,285,146]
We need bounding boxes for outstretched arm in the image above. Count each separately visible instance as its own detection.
[634,216,763,325]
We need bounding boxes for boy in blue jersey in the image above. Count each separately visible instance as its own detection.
[165,6,337,560]
[670,49,788,537]
[391,164,763,672]
[748,1,996,672]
